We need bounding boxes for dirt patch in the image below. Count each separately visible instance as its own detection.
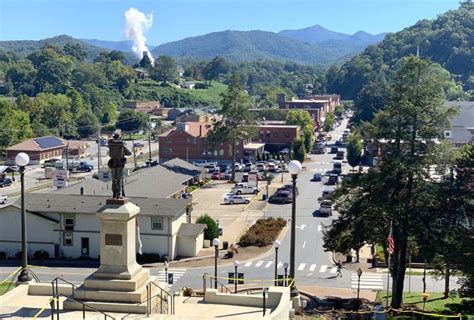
[170,245,272,268]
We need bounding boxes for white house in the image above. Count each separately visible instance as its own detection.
[0,193,205,261]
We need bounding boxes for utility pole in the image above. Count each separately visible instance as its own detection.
[65,143,69,172]
[97,124,102,171]
[132,140,137,170]
[148,115,152,163]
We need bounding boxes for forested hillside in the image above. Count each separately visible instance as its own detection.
[328,2,473,106]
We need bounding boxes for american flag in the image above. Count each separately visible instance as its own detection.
[387,222,394,255]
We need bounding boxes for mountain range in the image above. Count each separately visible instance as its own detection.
[0,25,386,65]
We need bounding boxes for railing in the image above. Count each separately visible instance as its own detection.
[50,277,115,320]
[203,273,233,294]
[146,280,175,316]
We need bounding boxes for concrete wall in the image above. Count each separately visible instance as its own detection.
[176,232,203,258]
[204,287,290,320]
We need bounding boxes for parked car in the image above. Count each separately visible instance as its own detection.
[318,189,333,201]
[334,150,345,160]
[332,161,342,174]
[193,160,218,168]
[42,158,61,168]
[256,162,267,171]
[145,159,158,167]
[205,164,219,173]
[0,195,7,204]
[219,164,230,173]
[312,143,326,154]
[327,174,339,185]
[133,142,145,148]
[234,163,243,172]
[224,194,250,205]
[243,163,254,172]
[330,146,338,154]
[0,178,13,188]
[319,200,333,217]
[268,190,292,204]
[211,172,222,180]
[231,183,260,195]
[335,139,343,147]
[278,184,299,195]
[311,173,322,182]
[267,163,278,172]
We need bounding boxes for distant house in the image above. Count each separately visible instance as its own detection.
[123,100,160,114]
[167,108,186,121]
[0,193,204,260]
[134,67,149,79]
[66,140,88,157]
[182,81,196,89]
[176,109,216,123]
[6,136,66,165]
[444,101,474,148]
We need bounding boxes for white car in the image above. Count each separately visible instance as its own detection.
[234,163,243,172]
[267,163,278,172]
[243,163,254,172]
[256,162,267,171]
[0,195,7,204]
[224,194,250,205]
[231,183,260,195]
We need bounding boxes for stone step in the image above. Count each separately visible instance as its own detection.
[73,285,149,304]
[83,269,150,292]
[63,298,149,314]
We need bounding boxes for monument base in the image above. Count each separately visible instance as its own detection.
[63,201,160,314]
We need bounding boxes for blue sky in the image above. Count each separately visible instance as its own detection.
[0,0,460,44]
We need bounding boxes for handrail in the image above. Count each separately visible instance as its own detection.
[51,276,80,319]
[54,292,116,320]
[206,275,233,294]
[146,280,175,316]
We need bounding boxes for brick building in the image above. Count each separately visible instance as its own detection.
[256,125,300,153]
[305,94,341,109]
[159,122,246,164]
[277,93,338,126]
[123,100,160,114]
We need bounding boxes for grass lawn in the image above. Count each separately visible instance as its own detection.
[0,281,15,296]
[379,292,473,316]
[185,81,228,107]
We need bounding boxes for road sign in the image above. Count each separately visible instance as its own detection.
[54,179,67,188]
[248,173,258,188]
[168,273,174,284]
[228,272,245,284]
[53,169,69,180]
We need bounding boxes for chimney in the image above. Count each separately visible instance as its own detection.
[80,186,84,195]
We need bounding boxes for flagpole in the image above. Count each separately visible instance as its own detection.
[386,255,390,307]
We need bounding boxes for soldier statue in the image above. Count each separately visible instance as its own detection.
[107,131,132,199]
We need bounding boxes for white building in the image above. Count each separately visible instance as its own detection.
[0,193,205,261]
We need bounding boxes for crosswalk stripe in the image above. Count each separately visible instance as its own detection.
[277,261,283,268]
[319,265,327,273]
[156,269,186,287]
[306,273,313,276]
[352,284,384,290]
[244,261,253,267]
[297,263,306,271]
[330,267,337,274]
[309,264,316,272]
[255,260,264,267]
[265,261,273,268]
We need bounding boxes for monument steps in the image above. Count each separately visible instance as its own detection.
[63,298,149,314]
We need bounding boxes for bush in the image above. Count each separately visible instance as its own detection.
[196,214,219,241]
[239,217,286,247]
[33,250,49,260]
[136,253,160,264]
[161,255,169,262]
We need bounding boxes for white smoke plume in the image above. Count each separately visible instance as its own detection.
[124,8,154,63]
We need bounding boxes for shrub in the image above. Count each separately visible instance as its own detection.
[161,255,170,262]
[33,250,49,260]
[196,214,219,240]
[136,253,160,264]
[239,217,286,247]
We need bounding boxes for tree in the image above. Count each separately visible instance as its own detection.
[35,56,73,93]
[0,100,33,150]
[324,57,459,308]
[206,72,254,181]
[116,109,148,138]
[203,56,229,86]
[5,59,36,96]
[150,55,177,84]
[286,110,314,154]
[324,112,335,132]
[63,43,87,61]
[76,110,98,138]
[195,214,219,241]
[346,132,363,171]
[139,53,152,69]
[291,138,306,162]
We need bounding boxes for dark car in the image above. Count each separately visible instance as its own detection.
[327,174,339,185]
[335,139,343,147]
[334,150,345,160]
[133,142,145,148]
[278,184,299,195]
[269,190,292,204]
[311,173,322,182]
[0,178,12,188]
[330,147,338,154]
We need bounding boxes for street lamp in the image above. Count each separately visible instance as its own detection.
[274,240,280,286]
[283,262,289,287]
[287,160,302,298]
[357,268,363,300]
[213,238,220,289]
[164,260,169,284]
[15,152,31,283]
[233,260,240,293]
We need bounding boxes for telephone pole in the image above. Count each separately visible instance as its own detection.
[97,124,102,171]
[148,116,152,163]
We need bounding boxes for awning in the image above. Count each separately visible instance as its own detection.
[244,143,265,151]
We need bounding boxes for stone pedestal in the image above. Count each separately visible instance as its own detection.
[64,200,157,314]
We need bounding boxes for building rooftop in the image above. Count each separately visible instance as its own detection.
[6,136,65,151]
[258,125,299,129]
[10,193,191,218]
[162,158,205,176]
[445,101,474,128]
[178,223,206,238]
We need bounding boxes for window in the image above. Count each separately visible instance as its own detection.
[219,149,224,156]
[186,138,191,143]
[444,131,451,138]
[63,231,73,246]
[273,132,279,138]
[64,213,75,230]
[284,132,290,138]
[151,216,163,230]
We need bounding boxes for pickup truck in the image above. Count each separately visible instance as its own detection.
[55,161,94,172]
[231,183,260,195]
[0,195,7,204]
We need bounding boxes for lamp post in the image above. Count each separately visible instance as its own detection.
[357,268,363,300]
[274,240,280,286]
[15,152,31,283]
[283,262,289,287]
[164,260,169,284]
[287,160,302,298]
[233,260,240,293]
[213,238,220,289]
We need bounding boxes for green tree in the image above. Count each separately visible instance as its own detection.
[0,100,33,150]
[116,109,148,138]
[286,109,314,153]
[195,214,219,241]
[291,138,306,162]
[76,110,98,138]
[206,72,254,181]
[139,53,152,69]
[150,55,177,84]
[5,59,36,96]
[346,132,363,171]
[35,56,73,93]
[71,63,108,89]
[63,43,87,61]
[324,57,458,308]
[324,112,335,132]
[203,56,229,86]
